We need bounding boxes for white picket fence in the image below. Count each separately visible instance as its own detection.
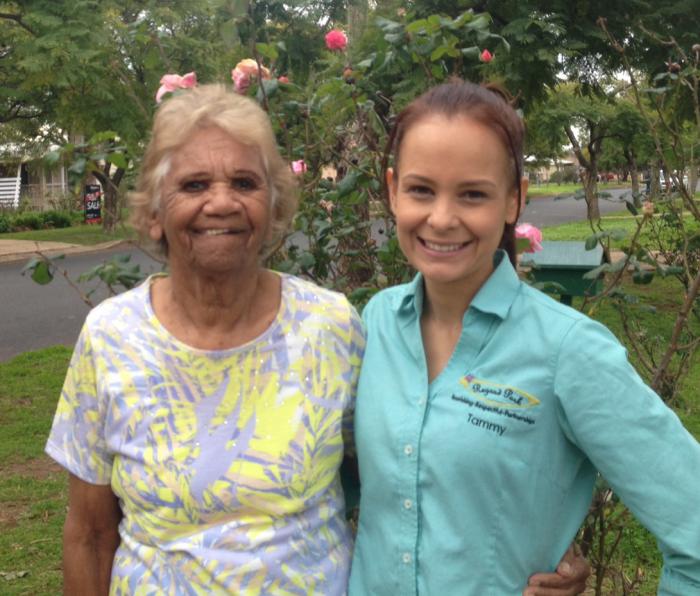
[0,165,21,209]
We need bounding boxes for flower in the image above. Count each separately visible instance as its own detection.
[642,201,655,216]
[155,72,197,103]
[231,58,271,94]
[479,49,493,63]
[325,29,348,51]
[319,199,334,214]
[291,160,307,175]
[278,75,290,84]
[515,223,543,253]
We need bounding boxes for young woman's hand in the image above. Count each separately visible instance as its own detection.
[523,544,590,596]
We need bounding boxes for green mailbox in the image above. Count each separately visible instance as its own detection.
[520,240,605,306]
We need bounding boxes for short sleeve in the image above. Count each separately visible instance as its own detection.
[45,323,113,485]
[341,302,366,458]
[554,317,700,592]
[341,302,365,512]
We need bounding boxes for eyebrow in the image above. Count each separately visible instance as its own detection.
[402,173,497,188]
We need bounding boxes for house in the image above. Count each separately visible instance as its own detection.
[0,156,69,211]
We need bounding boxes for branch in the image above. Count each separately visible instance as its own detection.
[651,268,700,392]
[0,12,35,35]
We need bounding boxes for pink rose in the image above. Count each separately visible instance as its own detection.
[291,160,307,175]
[155,72,197,103]
[480,49,493,63]
[231,59,271,94]
[325,29,348,51]
[278,75,290,84]
[515,223,543,253]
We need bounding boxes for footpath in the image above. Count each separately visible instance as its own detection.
[0,239,126,264]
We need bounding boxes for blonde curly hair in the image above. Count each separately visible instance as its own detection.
[129,84,298,258]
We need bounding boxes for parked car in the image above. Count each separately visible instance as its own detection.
[659,171,689,192]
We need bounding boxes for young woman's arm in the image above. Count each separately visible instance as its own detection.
[63,473,122,595]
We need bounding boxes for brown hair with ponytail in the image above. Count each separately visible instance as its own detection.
[382,79,525,266]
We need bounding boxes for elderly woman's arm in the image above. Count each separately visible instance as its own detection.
[63,474,122,595]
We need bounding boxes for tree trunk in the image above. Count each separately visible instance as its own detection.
[626,149,640,206]
[93,166,125,233]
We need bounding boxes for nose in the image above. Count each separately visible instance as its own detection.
[427,196,457,230]
[202,183,243,214]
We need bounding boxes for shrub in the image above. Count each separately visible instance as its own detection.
[0,214,10,233]
[11,212,43,230]
[41,210,73,229]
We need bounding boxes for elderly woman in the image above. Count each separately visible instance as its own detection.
[45,84,364,594]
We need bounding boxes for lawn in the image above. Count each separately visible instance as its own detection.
[527,181,629,199]
[1,223,133,245]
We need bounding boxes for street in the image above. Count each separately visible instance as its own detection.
[0,188,633,361]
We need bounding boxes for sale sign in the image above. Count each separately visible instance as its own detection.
[84,184,102,224]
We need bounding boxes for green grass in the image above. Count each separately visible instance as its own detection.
[528,182,628,198]
[1,223,134,245]
[0,347,72,594]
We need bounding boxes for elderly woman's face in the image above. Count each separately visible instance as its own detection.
[150,126,271,276]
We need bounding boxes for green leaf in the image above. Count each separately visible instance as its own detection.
[337,170,361,197]
[461,46,480,59]
[256,42,278,61]
[107,152,128,170]
[624,201,638,216]
[584,235,598,250]
[29,260,54,285]
[632,270,654,284]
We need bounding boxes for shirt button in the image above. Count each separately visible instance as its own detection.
[402,552,412,564]
[404,499,413,510]
[404,444,413,456]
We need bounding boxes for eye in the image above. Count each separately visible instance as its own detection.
[182,179,208,193]
[406,184,433,198]
[461,189,488,201]
[232,176,259,191]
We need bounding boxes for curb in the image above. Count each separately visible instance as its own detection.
[0,240,130,264]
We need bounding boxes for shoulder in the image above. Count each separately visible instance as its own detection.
[362,282,411,320]
[83,276,152,332]
[280,273,364,333]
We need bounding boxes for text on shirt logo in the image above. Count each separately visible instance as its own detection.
[459,375,540,409]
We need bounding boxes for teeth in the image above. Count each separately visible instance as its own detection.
[201,229,232,236]
[424,241,465,252]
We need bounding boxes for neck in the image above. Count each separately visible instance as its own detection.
[422,279,474,324]
[168,266,266,327]
[152,265,281,350]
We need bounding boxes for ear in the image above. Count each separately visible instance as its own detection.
[506,177,528,225]
[386,168,398,215]
[148,212,164,242]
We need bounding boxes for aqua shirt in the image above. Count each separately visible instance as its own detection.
[349,251,700,596]
[46,273,365,595]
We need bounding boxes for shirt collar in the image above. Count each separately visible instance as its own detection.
[395,250,521,321]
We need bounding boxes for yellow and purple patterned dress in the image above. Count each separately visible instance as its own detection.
[46,273,365,595]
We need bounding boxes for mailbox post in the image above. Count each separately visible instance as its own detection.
[520,241,605,306]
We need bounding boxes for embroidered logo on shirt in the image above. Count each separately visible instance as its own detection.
[459,375,540,409]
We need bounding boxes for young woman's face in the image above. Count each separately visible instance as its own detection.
[388,114,523,297]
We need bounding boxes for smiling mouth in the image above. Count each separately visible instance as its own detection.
[421,239,470,253]
[194,229,244,236]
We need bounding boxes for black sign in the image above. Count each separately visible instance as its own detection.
[84,184,102,224]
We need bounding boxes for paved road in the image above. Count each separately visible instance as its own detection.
[0,187,633,361]
[522,187,632,226]
[0,245,163,361]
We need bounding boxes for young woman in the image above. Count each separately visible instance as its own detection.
[349,80,700,595]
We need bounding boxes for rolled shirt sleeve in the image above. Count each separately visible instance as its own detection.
[554,317,700,593]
